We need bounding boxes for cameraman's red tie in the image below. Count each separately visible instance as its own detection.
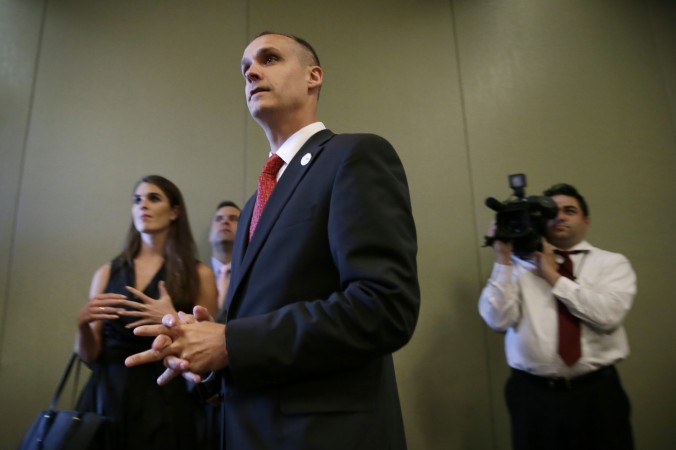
[555,250,583,366]
[249,154,284,240]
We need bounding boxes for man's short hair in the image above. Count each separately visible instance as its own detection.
[215,200,240,212]
[543,183,589,217]
[255,31,321,67]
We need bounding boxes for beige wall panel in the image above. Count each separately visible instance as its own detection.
[0,0,249,447]
[648,0,676,133]
[0,0,47,445]
[635,3,676,447]
[0,0,45,345]
[2,0,674,448]
[455,0,676,448]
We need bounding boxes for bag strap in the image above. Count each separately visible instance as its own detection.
[48,352,79,410]
[70,353,82,408]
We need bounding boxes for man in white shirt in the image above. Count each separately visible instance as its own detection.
[208,200,240,316]
[479,183,636,450]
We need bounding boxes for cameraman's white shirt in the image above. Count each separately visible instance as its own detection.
[478,240,636,378]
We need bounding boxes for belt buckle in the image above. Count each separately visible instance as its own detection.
[547,377,572,390]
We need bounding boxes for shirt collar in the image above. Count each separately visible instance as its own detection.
[556,240,593,253]
[514,240,594,269]
[272,122,326,169]
[211,257,225,275]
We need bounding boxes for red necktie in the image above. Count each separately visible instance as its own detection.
[249,154,285,240]
[555,250,583,366]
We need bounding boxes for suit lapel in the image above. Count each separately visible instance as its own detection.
[225,129,334,317]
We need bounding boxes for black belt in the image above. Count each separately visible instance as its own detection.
[511,365,617,390]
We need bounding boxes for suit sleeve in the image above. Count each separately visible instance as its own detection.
[225,135,420,388]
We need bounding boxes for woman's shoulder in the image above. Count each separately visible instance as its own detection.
[196,261,215,278]
[93,262,112,279]
[92,258,127,285]
[89,262,113,296]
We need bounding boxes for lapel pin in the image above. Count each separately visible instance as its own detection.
[301,153,312,166]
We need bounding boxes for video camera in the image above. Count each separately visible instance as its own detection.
[484,174,558,258]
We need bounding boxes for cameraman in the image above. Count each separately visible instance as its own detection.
[478,183,636,450]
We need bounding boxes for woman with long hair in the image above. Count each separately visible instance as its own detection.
[75,175,217,449]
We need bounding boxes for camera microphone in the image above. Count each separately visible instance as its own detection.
[485,197,504,212]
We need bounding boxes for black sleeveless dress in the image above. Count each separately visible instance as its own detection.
[78,259,205,450]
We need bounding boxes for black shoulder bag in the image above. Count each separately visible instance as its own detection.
[19,352,109,450]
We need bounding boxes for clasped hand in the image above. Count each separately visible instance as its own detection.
[124,306,229,385]
[78,281,177,329]
[121,281,178,328]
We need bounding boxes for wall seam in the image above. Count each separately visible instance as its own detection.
[646,0,676,148]
[0,0,50,362]
[448,1,500,449]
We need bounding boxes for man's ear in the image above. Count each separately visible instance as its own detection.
[583,215,591,228]
[308,66,323,91]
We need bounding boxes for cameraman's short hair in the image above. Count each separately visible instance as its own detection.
[543,183,589,217]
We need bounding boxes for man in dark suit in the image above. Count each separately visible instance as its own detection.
[126,31,419,450]
[208,200,240,315]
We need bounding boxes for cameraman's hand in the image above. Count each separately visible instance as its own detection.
[494,240,513,265]
[487,221,513,265]
[533,239,560,286]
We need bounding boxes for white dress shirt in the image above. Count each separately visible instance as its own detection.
[272,121,326,180]
[211,257,230,280]
[479,240,637,378]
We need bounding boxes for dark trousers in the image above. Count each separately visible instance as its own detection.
[505,366,634,450]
